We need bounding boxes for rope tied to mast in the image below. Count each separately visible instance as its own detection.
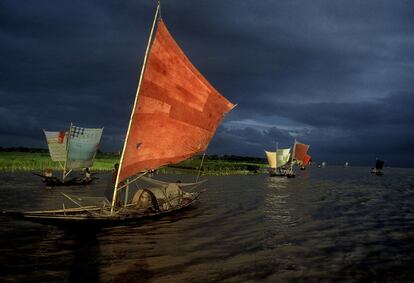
[157,0,162,19]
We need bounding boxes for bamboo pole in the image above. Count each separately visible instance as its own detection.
[275,141,278,170]
[111,3,161,214]
[62,193,99,215]
[63,122,72,182]
[124,178,129,208]
[195,153,206,182]
[290,139,296,173]
[26,206,100,214]
[116,172,147,191]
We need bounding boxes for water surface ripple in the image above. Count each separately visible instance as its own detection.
[0,167,413,282]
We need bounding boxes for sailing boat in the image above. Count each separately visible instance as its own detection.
[265,146,291,177]
[371,159,384,175]
[35,124,103,186]
[3,2,234,226]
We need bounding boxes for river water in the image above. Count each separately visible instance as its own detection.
[0,167,413,282]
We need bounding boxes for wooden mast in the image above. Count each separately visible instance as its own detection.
[275,141,278,170]
[62,122,72,182]
[111,2,161,213]
[195,153,206,183]
[290,139,296,174]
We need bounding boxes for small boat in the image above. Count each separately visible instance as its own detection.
[265,145,294,177]
[344,161,349,167]
[3,2,234,227]
[371,159,384,176]
[36,125,103,186]
[32,173,97,186]
[5,177,205,227]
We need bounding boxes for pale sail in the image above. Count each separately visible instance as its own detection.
[116,19,235,183]
[44,130,67,162]
[266,148,290,169]
[66,125,103,169]
[265,151,277,169]
[276,148,291,168]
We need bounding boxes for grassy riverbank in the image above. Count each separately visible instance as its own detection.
[0,152,268,175]
[0,152,116,172]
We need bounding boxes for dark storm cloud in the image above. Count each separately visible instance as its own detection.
[1,0,413,167]
[238,90,414,129]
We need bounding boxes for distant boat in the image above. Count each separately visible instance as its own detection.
[268,139,311,177]
[371,159,384,176]
[37,124,103,186]
[4,2,234,227]
[265,147,292,177]
[344,161,349,167]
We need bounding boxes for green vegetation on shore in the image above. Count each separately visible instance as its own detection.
[0,151,268,175]
[0,152,117,172]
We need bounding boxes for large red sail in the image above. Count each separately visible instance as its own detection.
[294,141,310,164]
[118,19,235,183]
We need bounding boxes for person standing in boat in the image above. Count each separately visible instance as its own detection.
[43,168,53,185]
[82,168,92,182]
[112,163,119,184]
[105,163,119,202]
[44,168,53,178]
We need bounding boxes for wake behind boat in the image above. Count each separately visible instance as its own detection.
[3,2,235,227]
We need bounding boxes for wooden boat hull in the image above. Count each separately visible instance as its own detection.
[33,173,96,187]
[2,193,201,228]
[269,169,296,178]
[45,178,95,187]
[370,169,384,176]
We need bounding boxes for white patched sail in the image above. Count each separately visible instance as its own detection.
[66,125,103,169]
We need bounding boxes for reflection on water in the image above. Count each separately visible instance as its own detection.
[0,168,414,282]
[264,177,296,232]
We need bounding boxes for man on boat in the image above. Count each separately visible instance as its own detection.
[41,169,61,186]
[42,169,53,185]
[112,163,119,184]
[44,168,53,178]
[82,168,92,182]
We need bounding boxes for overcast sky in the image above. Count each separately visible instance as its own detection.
[1,0,413,167]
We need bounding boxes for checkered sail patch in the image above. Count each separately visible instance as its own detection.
[70,126,85,138]
[66,125,103,169]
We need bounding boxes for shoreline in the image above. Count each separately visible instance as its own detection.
[0,152,267,176]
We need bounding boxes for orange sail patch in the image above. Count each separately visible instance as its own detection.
[118,19,235,183]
